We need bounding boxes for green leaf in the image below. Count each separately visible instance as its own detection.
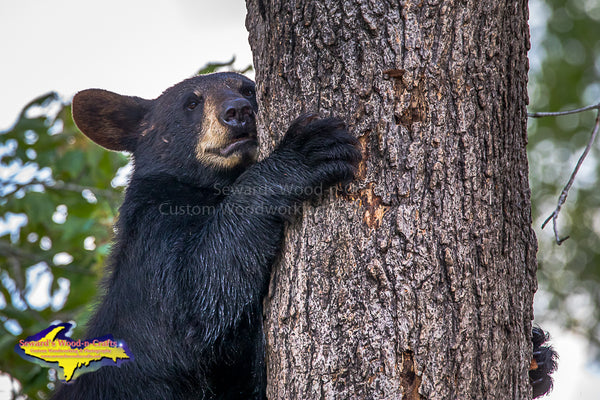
[55,149,85,179]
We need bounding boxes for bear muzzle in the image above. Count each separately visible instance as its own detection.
[220,98,255,129]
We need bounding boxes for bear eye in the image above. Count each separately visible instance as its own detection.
[186,101,198,111]
[241,87,255,98]
[185,96,201,111]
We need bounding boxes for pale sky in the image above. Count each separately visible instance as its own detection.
[0,0,253,131]
[0,1,599,399]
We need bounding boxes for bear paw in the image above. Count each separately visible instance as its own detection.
[530,326,558,398]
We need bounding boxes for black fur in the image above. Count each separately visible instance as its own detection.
[530,326,558,398]
[53,73,360,399]
[53,72,556,399]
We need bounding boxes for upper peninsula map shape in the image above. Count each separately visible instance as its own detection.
[15,322,132,382]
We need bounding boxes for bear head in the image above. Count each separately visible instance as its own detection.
[72,72,258,180]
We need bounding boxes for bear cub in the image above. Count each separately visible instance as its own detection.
[53,72,556,399]
[53,72,361,400]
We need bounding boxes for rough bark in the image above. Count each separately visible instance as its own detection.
[246,1,536,399]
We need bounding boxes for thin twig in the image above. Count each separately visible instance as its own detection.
[50,181,122,200]
[1,177,121,201]
[0,240,94,275]
[538,108,600,245]
[528,102,600,118]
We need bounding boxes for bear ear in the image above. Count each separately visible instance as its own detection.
[72,89,151,152]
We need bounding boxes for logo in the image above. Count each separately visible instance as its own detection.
[15,322,132,382]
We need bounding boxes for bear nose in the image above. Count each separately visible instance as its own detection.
[220,98,254,127]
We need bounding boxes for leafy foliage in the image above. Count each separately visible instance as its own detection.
[528,0,600,350]
[0,93,128,399]
[0,59,249,399]
[195,56,252,76]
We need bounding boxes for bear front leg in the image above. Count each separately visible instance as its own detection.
[180,115,360,397]
[186,115,361,343]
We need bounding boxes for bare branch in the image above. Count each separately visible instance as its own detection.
[50,181,122,200]
[537,109,600,245]
[0,240,94,276]
[528,102,600,118]
[1,177,121,201]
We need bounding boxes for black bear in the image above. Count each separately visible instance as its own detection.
[52,71,556,399]
[53,72,361,399]
[530,326,558,398]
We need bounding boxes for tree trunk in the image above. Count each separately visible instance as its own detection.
[246,1,536,399]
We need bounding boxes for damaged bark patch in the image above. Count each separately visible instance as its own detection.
[400,351,423,400]
[384,68,406,80]
[388,71,428,127]
[349,182,389,229]
[356,134,369,180]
